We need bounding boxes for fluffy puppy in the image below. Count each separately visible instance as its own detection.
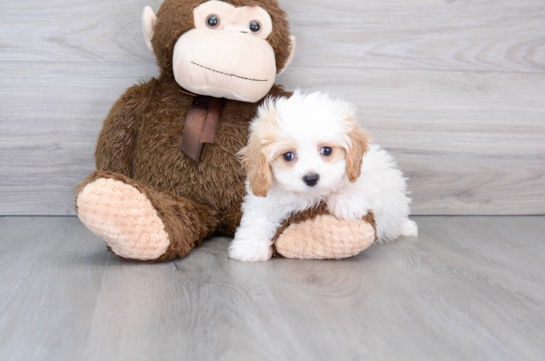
[229,91,417,262]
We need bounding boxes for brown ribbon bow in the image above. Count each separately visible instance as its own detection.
[181,96,227,162]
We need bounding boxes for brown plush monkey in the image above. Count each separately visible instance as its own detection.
[75,0,376,262]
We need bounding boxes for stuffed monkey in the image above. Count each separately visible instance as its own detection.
[75,0,376,262]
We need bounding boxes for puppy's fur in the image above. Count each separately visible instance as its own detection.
[229,91,417,262]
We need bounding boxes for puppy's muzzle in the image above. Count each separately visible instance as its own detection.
[303,173,320,187]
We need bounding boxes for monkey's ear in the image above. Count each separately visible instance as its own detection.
[142,6,157,51]
[277,36,296,76]
[346,127,372,183]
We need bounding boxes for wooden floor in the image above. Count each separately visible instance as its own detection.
[1,216,544,361]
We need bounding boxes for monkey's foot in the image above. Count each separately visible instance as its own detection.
[76,177,170,260]
[273,205,376,259]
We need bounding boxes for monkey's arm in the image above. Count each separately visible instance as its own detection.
[95,81,154,175]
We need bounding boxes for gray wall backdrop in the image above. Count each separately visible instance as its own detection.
[1,0,544,216]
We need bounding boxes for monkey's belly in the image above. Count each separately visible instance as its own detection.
[132,144,245,207]
[129,113,248,216]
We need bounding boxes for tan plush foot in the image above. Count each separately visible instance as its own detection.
[275,215,375,259]
[76,178,170,260]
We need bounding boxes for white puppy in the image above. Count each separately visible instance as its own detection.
[229,91,417,262]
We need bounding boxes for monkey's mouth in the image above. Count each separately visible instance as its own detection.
[191,62,269,83]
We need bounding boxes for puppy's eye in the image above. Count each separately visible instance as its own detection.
[321,147,333,156]
[283,152,295,162]
[206,15,220,29]
[249,21,261,34]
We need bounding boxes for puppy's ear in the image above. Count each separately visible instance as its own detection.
[239,134,272,197]
[346,127,373,183]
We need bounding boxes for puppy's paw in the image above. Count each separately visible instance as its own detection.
[228,238,273,262]
[326,193,370,221]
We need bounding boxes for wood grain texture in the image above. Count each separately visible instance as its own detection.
[1,63,544,215]
[2,0,544,73]
[0,216,544,360]
[0,0,544,215]
[0,217,111,361]
[0,62,159,215]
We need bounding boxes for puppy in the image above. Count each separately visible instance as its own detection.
[229,91,417,262]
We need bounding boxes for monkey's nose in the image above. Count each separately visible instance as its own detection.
[303,173,320,187]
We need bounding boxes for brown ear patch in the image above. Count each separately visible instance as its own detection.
[346,127,372,183]
[239,135,272,197]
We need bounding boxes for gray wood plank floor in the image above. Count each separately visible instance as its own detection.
[1,216,544,361]
[1,0,544,216]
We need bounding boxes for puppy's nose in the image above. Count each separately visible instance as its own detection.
[303,173,320,187]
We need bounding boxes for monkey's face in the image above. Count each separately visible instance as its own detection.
[143,0,296,103]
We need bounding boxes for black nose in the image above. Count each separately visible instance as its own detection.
[303,173,320,187]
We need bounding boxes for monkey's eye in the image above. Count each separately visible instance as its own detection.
[206,15,220,29]
[249,20,261,34]
[321,147,333,156]
[283,152,295,162]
